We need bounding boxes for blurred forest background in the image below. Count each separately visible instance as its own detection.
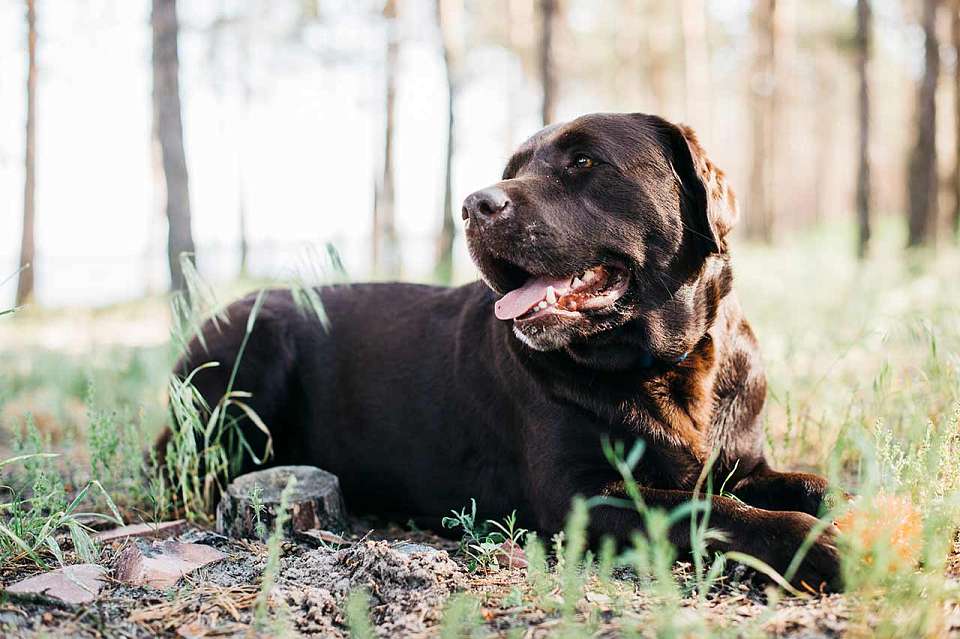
[2,0,960,309]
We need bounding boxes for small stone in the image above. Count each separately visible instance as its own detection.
[92,520,186,543]
[0,611,24,628]
[393,542,442,556]
[177,529,229,547]
[115,540,226,589]
[216,466,347,541]
[5,564,107,604]
[494,540,528,569]
[297,529,349,547]
[584,591,611,605]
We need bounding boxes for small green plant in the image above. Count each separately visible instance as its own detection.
[288,245,336,330]
[595,535,616,587]
[254,475,297,634]
[1,266,26,316]
[592,437,734,599]
[142,448,169,524]
[522,532,555,611]
[345,589,376,639]
[250,482,267,539]
[559,497,589,619]
[438,593,482,639]
[502,586,525,609]
[0,441,123,568]
[442,498,528,572]
[442,498,481,548]
[86,382,151,511]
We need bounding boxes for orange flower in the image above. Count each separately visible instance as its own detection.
[834,494,923,568]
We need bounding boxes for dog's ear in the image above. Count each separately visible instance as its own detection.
[651,118,740,254]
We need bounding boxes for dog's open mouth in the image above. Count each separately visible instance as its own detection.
[494,265,630,322]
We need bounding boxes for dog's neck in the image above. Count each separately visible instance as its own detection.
[559,335,689,372]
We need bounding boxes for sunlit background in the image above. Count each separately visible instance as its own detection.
[1,0,957,310]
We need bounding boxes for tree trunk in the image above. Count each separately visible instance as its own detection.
[680,0,711,136]
[16,0,37,307]
[855,0,872,259]
[642,0,671,114]
[435,0,461,284]
[812,51,835,226]
[907,0,941,248]
[504,0,527,152]
[237,16,252,277]
[238,174,249,276]
[952,0,960,242]
[152,0,196,293]
[746,0,777,243]
[373,0,401,278]
[538,0,557,126]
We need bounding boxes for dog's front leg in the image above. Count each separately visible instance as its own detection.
[729,462,846,517]
[535,482,843,592]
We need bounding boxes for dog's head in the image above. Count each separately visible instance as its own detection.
[463,113,739,362]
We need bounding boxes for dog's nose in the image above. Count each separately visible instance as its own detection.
[462,187,511,223]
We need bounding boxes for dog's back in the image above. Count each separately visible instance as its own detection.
[162,282,535,526]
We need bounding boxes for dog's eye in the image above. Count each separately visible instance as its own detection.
[572,154,595,169]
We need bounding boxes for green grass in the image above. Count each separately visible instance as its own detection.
[345,589,377,639]
[160,256,331,523]
[253,474,298,635]
[0,267,25,317]
[0,253,326,568]
[1,219,959,636]
[442,498,529,572]
[0,424,122,568]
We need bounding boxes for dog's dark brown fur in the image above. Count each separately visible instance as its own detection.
[157,113,841,591]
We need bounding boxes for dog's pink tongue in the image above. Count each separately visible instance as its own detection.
[495,275,569,320]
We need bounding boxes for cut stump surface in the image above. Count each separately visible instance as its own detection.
[216,465,347,540]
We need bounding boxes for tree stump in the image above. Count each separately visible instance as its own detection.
[216,466,347,541]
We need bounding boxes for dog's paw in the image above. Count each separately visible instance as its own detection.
[746,510,843,594]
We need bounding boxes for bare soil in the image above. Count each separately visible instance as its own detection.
[2,522,960,638]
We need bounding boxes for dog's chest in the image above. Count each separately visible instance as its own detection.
[616,358,722,488]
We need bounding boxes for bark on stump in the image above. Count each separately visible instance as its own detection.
[216,466,347,541]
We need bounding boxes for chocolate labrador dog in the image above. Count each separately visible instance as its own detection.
[159,113,841,591]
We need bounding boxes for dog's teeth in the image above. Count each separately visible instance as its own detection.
[545,286,557,304]
[582,270,597,284]
[572,277,584,288]
[537,301,548,310]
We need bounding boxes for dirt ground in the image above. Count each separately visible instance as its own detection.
[0,523,458,638]
[6,519,958,638]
